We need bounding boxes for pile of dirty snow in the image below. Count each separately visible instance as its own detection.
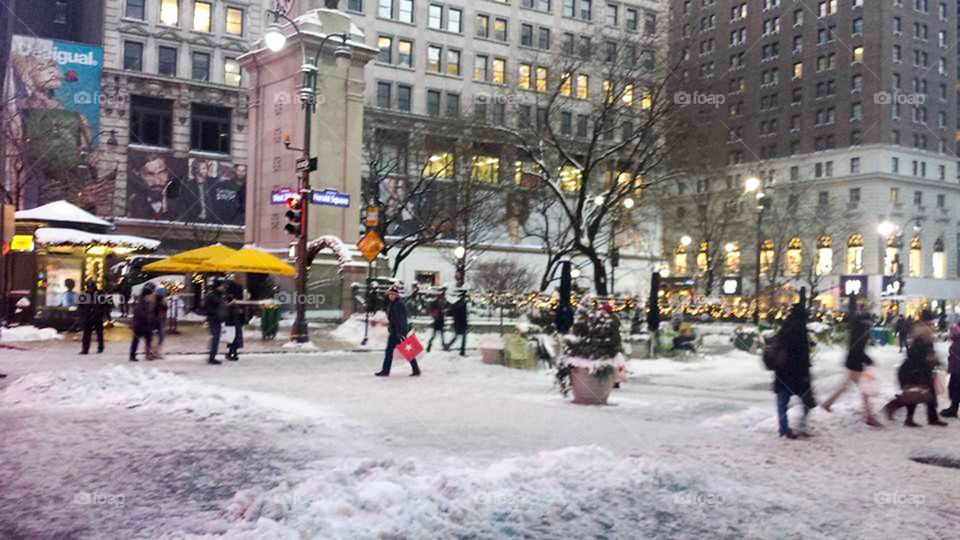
[333,312,388,347]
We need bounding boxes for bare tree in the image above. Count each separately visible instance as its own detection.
[488,24,689,295]
[472,258,536,293]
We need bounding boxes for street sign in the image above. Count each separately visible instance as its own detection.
[365,206,379,227]
[311,189,350,208]
[295,157,317,172]
[271,188,296,204]
[840,275,868,297]
[357,230,384,263]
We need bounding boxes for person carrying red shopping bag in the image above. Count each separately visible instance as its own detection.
[375,284,421,377]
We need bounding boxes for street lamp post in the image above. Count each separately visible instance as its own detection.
[264,11,352,343]
[744,177,766,325]
[454,244,466,288]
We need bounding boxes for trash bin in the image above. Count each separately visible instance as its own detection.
[870,328,886,345]
[261,304,280,340]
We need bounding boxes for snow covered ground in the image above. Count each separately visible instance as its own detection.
[1,337,959,539]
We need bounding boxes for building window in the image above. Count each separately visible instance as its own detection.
[725,241,741,275]
[224,58,241,86]
[190,104,231,153]
[397,84,411,111]
[847,233,864,274]
[493,18,508,41]
[426,89,441,116]
[160,0,180,26]
[785,237,803,276]
[448,7,462,32]
[816,235,833,275]
[885,235,901,276]
[518,63,531,90]
[126,0,146,20]
[123,41,143,71]
[471,156,500,183]
[474,55,488,81]
[193,2,212,32]
[425,152,454,177]
[225,7,244,36]
[428,4,443,29]
[909,236,923,277]
[377,36,393,63]
[447,49,461,76]
[492,58,505,84]
[378,0,392,18]
[933,238,946,278]
[399,0,413,23]
[521,24,533,47]
[760,240,774,275]
[376,81,392,108]
[192,52,210,81]
[53,1,67,24]
[347,0,364,12]
[427,45,441,72]
[130,96,173,147]
[446,93,460,117]
[697,242,710,274]
[158,46,178,76]
[674,243,688,275]
[398,40,413,67]
[477,14,489,38]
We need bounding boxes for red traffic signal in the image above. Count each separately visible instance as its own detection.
[284,194,302,237]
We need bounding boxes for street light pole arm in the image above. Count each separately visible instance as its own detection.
[266,9,307,63]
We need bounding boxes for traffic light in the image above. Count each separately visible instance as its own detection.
[284,195,302,237]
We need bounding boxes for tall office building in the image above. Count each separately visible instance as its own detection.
[663,0,960,316]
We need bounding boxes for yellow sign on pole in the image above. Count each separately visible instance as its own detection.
[10,234,35,252]
[357,230,383,263]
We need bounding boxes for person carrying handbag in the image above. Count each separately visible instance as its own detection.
[883,310,948,427]
[375,284,421,377]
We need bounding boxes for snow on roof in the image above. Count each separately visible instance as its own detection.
[33,227,160,251]
[14,200,113,228]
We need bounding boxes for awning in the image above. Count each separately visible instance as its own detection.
[142,244,237,274]
[207,247,296,276]
[33,227,160,251]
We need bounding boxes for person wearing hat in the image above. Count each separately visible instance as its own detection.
[445,289,469,356]
[204,280,228,365]
[375,284,421,377]
[883,309,948,427]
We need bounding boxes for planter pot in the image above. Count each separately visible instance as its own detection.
[627,340,650,359]
[481,348,504,365]
[570,366,616,405]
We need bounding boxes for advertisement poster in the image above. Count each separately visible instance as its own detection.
[6,35,104,141]
[126,151,245,225]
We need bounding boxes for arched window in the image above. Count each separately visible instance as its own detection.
[884,234,902,276]
[909,236,923,277]
[697,242,709,274]
[760,239,774,274]
[674,243,688,275]
[725,241,741,274]
[933,238,946,279]
[816,235,833,275]
[847,233,864,274]
[785,237,803,275]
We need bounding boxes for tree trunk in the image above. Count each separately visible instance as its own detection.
[591,256,609,296]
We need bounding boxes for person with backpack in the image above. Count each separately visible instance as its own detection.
[445,290,468,356]
[767,296,816,439]
[375,284,421,377]
[426,292,447,352]
[129,284,156,361]
[821,312,882,426]
[883,310,948,427]
[940,324,960,417]
[204,280,228,365]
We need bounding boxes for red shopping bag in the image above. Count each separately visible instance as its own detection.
[395,334,424,361]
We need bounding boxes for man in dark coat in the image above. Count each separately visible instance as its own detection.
[426,293,447,352]
[129,285,156,362]
[895,315,911,352]
[79,280,110,355]
[445,291,468,356]
[224,280,244,361]
[204,280,228,365]
[772,301,816,439]
[375,285,421,377]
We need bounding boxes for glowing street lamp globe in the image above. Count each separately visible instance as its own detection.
[264,23,287,52]
[454,245,466,259]
[877,220,896,237]
[744,176,761,193]
[623,197,635,209]
[680,235,692,247]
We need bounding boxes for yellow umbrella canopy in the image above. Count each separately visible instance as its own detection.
[207,248,296,276]
[142,244,237,273]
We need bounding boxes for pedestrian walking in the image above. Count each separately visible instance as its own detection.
[79,280,110,355]
[375,285,421,377]
[895,315,911,353]
[771,297,816,439]
[426,292,447,352]
[821,312,882,426]
[225,281,244,361]
[445,290,468,356]
[204,280,228,365]
[153,287,169,359]
[129,284,156,362]
[939,324,960,417]
[883,310,948,427]
[116,277,132,317]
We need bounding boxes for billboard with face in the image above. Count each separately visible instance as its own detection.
[126,151,245,225]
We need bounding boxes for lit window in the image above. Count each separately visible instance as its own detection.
[558,165,582,192]
[160,0,180,26]
[760,240,774,274]
[697,242,710,274]
[518,64,531,90]
[225,7,244,36]
[785,237,803,275]
[561,72,572,96]
[884,235,901,276]
[725,241,741,274]
[535,66,548,92]
[852,46,864,63]
[933,238,945,279]
[793,62,803,79]
[815,235,832,275]
[471,156,500,183]
[193,2,211,32]
[424,152,454,177]
[224,58,241,87]
[576,74,589,99]
[674,244,688,275]
[847,233,864,274]
[491,58,506,84]
[514,161,542,188]
[909,236,922,277]
[623,83,634,106]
